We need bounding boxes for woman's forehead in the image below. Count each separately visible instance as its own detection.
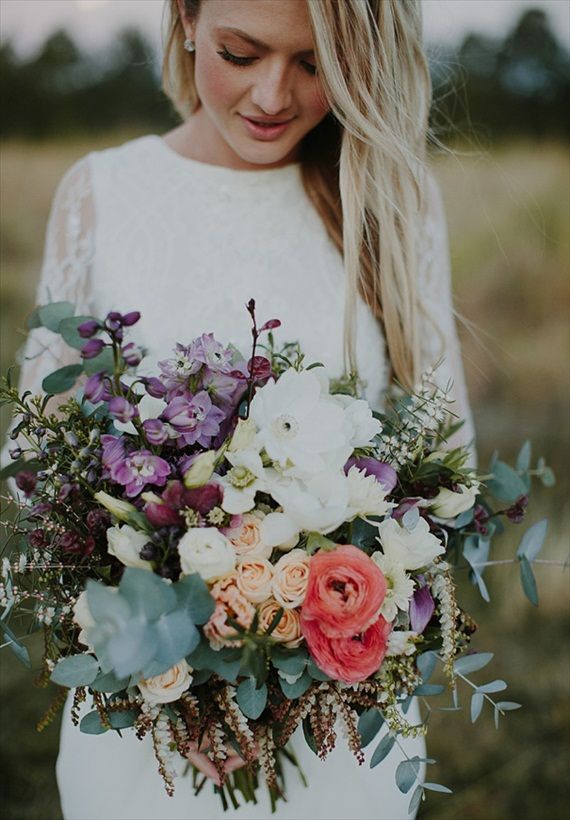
[198,0,316,52]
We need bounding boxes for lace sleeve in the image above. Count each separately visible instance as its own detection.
[16,155,95,397]
[418,171,478,467]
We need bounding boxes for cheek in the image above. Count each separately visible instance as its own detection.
[302,82,330,125]
[195,53,242,111]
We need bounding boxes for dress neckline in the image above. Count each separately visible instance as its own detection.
[148,135,302,182]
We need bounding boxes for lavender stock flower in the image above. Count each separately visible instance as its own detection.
[108,397,138,423]
[143,377,168,399]
[161,391,226,447]
[84,372,112,403]
[113,450,171,497]
[121,311,141,327]
[142,418,169,445]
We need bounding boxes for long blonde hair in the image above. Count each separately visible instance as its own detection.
[162,0,432,388]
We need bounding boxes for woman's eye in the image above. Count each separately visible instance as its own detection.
[302,62,317,76]
[217,47,255,67]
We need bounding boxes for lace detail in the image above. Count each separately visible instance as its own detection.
[418,171,477,466]
[17,156,95,397]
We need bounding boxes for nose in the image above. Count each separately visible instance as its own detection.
[249,59,293,116]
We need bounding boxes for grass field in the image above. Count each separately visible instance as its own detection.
[1,135,569,820]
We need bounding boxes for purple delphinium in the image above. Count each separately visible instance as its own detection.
[142,418,169,446]
[143,377,168,399]
[108,397,138,424]
[101,434,127,479]
[409,583,435,634]
[122,342,143,367]
[112,450,171,497]
[161,391,226,447]
[84,372,112,403]
[158,343,201,397]
[344,457,398,493]
[81,338,105,359]
[190,333,234,373]
[78,319,100,339]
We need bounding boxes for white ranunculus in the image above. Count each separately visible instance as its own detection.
[371,551,415,622]
[386,630,418,657]
[431,483,480,518]
[250,368,352,477]
[334,394,383,447]
[346,466,395,519]
[72,590,95,648]
[220,448,268,514]
[178,527,236,582]
[137,660,193,704]
[107,524,153,569]
[376,516,445,571]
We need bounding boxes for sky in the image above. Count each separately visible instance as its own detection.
[0,0,569,55]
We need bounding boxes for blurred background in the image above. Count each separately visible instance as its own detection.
[0,1,568,818]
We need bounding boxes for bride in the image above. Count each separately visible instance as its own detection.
[16,1,476,818]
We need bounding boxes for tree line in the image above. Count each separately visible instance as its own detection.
[0,8,567,141]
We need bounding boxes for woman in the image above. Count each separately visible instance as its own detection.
[18,1,476,818]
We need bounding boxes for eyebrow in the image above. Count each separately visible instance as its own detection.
[217,27,315,57]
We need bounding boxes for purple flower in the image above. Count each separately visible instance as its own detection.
[15,471,37,497]
[344,457,398,493]
[159,343,201,395]
[29,528,47,548]
[506,494,529,524]
[101,434,127,479]
[108,397,138,423]
[121,311,141,327]
[78,319,100,339]
[144,479,223,527]
[409,584,435,634]
[201,369,245,412]
[392,498,422,521]
[142,418,168,445]
[84,372,112,403]
[161,391,226,447]
[81,338,105,359]
[189,333,233,373]
[113,450,171,497]
[105,311,123,331]
[143,377,168,399]
[122,342,143,367]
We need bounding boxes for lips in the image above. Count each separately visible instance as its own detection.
[242,116,293,126]
[239,115,294,141]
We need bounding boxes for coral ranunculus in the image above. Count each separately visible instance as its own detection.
[301,544,387,638]
[302,616,392,684]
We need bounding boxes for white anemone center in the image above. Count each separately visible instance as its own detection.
[271,414,299,440]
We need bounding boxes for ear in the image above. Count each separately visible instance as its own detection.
[176,0,197,40]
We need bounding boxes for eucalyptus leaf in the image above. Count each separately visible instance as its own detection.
[470,692,484,723]
[516,519,548,562]
[279,670,312,699]
[271,646,309,676]
[79,709,138,735]
[414,683,444,697]
[59,315,99,350]
[416,651,437,682]
[540,467,556,487]
[83,347,115,375]
[408,785,424,816]
[423,782,453,794]
[236,678,267,719]
[496,701,522,711]
[395,759,420,793]
[90,669,130,693]
[307,658,331,681]
[51,653,99,687]
[519,555,539,606]
[358,709,384,748]
[476,679,507,694]
[142,611,199,678]
[516,440,532,473]
[453,652,494,676]
[0,621,31,668]
[27,306,42,329]
[454,508,474,528]
[175,573,215,624]
[42,364,84,395]
[370,734,396,768]
[486,460,528,502]
[38,301,75,332]
[119,568,177,622]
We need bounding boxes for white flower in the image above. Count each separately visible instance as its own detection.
[72,590,95,648]
[431,483,480,518]
[376,516,445,570]
[227,417,258,452]
[386,630,418,657]
[371,551,415,621]
[250,368,352,477]
[346,466,395,519]
[178,527,236,582]
[220,448,268,514]
[94,491,138,524]
[183,450,217,488]
[138,660,192,704]
[107,524,153,570]
[334,394,383,447]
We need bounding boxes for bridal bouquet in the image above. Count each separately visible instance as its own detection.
[0,300,554,813]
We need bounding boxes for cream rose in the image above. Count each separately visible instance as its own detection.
[271,548,310,609]
[137,660,192,704]
[72,590,95,648]
[376,517,445,570]
[107,524,153,570]
[236,559,274,604]
[178,527,236,582]
[203,574,255,649]
[226,513,272,560]
[431,483,480,518]
[258,599,303,648]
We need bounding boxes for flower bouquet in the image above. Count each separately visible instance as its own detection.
[0,299,555,813]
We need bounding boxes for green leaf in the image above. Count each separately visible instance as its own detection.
[358,709,384,748]
[516,441,532,473]
[0,458,41,481]
[423,782,453,794]
[540,466,556,487]
[271,646,309,676]
[142,611,199,678]
[59,316,99,350]
[416,651,437,682]
[519,555,538,606]
[370,734,396,768]
[236,678,267,719]
[496,701,522,711]
[486,460,528,502]
[278,670,312,699]
[186,639,241,682]
[453,652,494,676]
[51,654,99,687]
[305,532,336,555]
[414,683,444,696]
[83,347,115,375]
[0,621,31,668]
[38,301,75,332]
[408,785,424,816]
[302,717,318,755]
[89,669,130,693]
[119,568,177,622]
[470,692,484,723]
[42,364,84,395]
[395,758,420,793]
[175,574,215,624]
[476,679,507,694]
[79,709,138,735]
[27,306,42,329]
[516,519,548,562]
[307,658,331,681]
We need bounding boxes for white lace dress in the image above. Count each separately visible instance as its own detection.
[16,135,476,820]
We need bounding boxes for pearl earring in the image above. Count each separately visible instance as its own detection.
[183,38,196,53]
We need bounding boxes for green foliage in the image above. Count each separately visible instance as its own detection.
[79,709,138,735]
[453,652,494,675]
[50,653,99,687]
[486,460,528,502]
[42,364,83,394]
[186,638,241,682]
[37,301,75,332]
[370,733,396,768]
[236,678,267,719]
[0,621,31,668]
[357,708,384,748]
[58,316,98,350]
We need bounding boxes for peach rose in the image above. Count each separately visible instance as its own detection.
[203,573,256,649]
[137,660,192,704]
[272,549,311,609]
[236,558,274,603]
[302,616,392,684]
[226,513,272,560]
[301,544,387,638]
[258,599,303,648]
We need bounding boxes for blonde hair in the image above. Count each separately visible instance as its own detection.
[162,0,432,388]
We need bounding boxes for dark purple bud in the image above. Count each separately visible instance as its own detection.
[78,319,100,339]
[122,342,143,367]
[58,483,73,502]
[105,311,123,331]
[506,494,529,524]
[184,482,224,516]
[409,585,435,634]
[15,470,37,496]
[29,502,52,518]
[143,418,168,445]
[259,319,281,332]
[121,311,141,327]
[139,542,157,561]
[86,508,111,531]
[9,446,22,460]
[108,397,138,423]
[145,501,182,527]
[144,377,168,399]
[81,338,105,359]
[29,528,47,548]
[84,372,112,403]
[248,356,272,381]
[344,457,398,493]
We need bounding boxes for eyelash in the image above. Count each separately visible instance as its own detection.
[217,47,317,76]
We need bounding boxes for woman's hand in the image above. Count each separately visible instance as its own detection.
[185,739,247,786]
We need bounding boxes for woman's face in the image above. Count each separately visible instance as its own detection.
[180,0,330,169]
